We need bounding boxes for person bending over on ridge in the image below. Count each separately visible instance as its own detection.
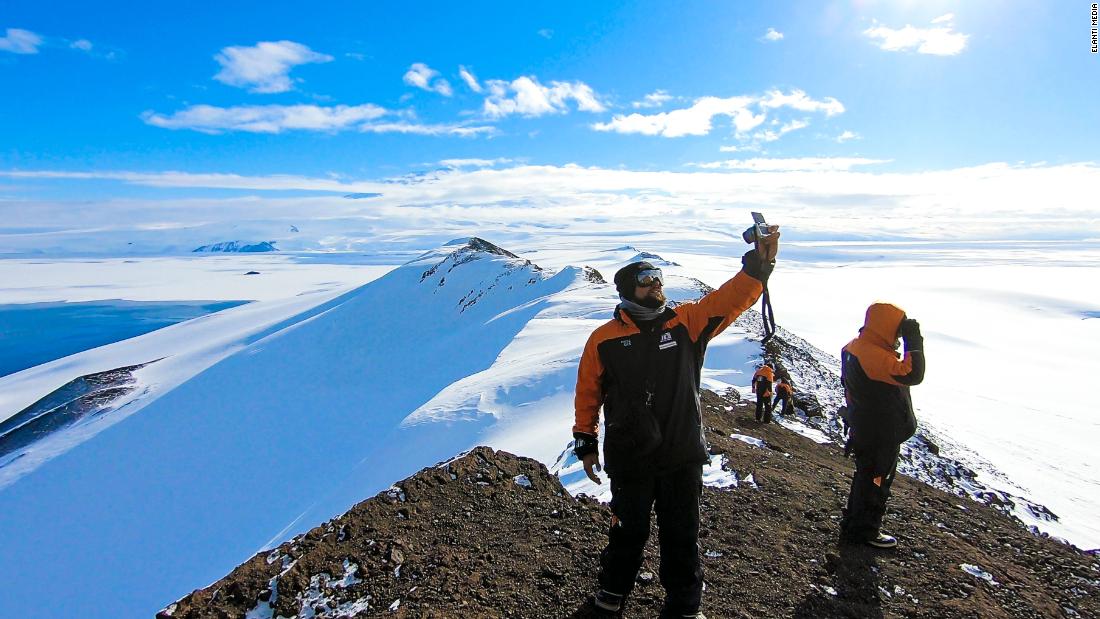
[839,303,925,549]
[572,228,779,618]
[773,377,794,417]
[752,363,775,422]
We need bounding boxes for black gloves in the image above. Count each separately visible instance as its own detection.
[573,432,598,459]
[899,318,923,352]
[742,249,774,285]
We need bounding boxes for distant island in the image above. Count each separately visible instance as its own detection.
[192,241,278,253]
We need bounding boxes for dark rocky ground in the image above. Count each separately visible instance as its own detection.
[161,391,1099,618]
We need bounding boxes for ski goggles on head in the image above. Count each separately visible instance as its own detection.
[635,268,663,287]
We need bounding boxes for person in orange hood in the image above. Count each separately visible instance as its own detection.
[752,363,776,422]
[773,378,794,416]
[572,228,779,618]
[839,302,925,549]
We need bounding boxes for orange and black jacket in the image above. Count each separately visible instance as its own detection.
[775,382,793,399]
[574,271,762,476]
[840,303,925,453]
[752,366,775,398]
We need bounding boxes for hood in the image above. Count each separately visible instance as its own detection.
[860,302,906,349]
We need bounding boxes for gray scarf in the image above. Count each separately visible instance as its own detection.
[618,296,667,323]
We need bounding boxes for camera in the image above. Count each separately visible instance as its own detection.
[742,211,771,246]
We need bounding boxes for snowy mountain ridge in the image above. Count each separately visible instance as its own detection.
[0,236,605,618]
[0,237,1086,618]
[193,240,279,253]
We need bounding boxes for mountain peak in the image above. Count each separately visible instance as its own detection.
[441,237,523,260]
[192,240,278,253]
[417,238,543,289]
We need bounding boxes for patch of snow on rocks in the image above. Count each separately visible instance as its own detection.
[702,453,756,489]
[730,433,766,448]
[960,563,999,585]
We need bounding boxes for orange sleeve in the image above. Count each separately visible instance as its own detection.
[677,271,763,343]
[861,347,915,387]
[573,330,605,435]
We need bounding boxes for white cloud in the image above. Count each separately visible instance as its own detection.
[538,29,554,39]
[594,96,762,137]
[719,144,762,153]
[783,119,810,132]
[483,76,606,118]
[863,15,969,56]
[0,170,364,192]
[439,158,513,168]
[459,65,482,93]
[632,90,673,109]
[403,63,454,97]
[141,103,389,134]
[0,28,43,54]
[214,41,333,94]
[759,89,844,116]
[753,118,810,142]
[141,104,496,136]
[836,130,860,143]
[689,157,890,171]
[70,39,93,52]
[595,90,840,138]
[763,28,784,42]
[359,122,495,137]
[7,162,1099,245]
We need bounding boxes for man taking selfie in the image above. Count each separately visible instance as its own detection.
[572,223,779,618]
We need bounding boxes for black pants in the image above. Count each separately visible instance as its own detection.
[755,386,773,422]
[841,443,900,541]
[773,394,793,416]
[599,464,704,615]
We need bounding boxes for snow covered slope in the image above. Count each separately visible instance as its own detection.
[0,238,610,618]
[0,236,1091,618]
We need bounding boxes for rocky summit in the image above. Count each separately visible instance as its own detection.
[161,391,1099,618]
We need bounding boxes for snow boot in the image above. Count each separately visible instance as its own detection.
[867,532,898,549]
[593,589,624,613]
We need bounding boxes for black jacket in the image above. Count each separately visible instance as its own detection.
[840,303,925,456]
[574,272,762,476]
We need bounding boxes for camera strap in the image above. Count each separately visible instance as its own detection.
[760,284,776,344]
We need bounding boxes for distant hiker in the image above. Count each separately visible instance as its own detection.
[572,227,779,618]
[752,363,775,422]
[773,378,794,416]
[839,303,925,549]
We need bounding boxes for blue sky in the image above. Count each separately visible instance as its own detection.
[1,1,1098,215]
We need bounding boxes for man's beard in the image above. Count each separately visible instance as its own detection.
[638,289,666,309]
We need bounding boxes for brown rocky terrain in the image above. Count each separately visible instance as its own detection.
[160,390,1099,618]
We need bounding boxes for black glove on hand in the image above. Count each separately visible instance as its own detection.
[573,432,598,459]
[742,249,774,285]
[899,318,924,352]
